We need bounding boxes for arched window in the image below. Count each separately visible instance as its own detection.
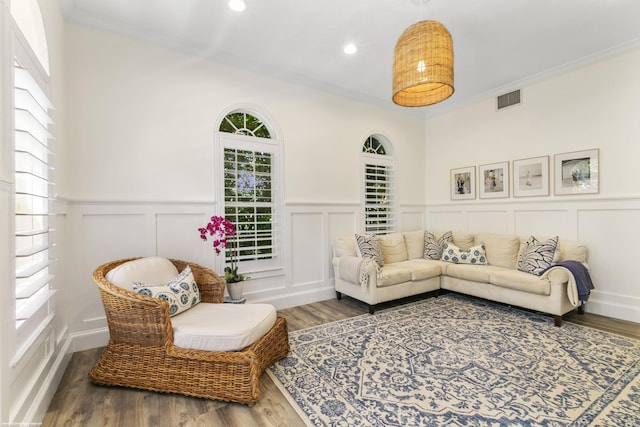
[361,135,395,234]
[219,111,271,138]
[362,136,387,155]
[218,110,281,274]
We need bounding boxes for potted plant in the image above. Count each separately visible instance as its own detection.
[198,215,247,300]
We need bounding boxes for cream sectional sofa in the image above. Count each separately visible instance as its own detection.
[332,231,589,326]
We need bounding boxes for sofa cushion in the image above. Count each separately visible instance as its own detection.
[517,235,559,276]
[557,240,588,263]
[171,303,277,352]
[451,232,475,249]
[445,263,492,283]
[403,230,425,259]
[106,256,179,291]
[377,233,409,264]
[355,234,384,266]
[133,265,201,316]
[377,264,412,287]
[475,234,521,269]
[490,269,551,296]
[441,242,488,265]
[423,230,453,260]
[401,260,443,281]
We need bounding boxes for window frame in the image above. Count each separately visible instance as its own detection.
[360,135,396,235]
[215,114,284,277]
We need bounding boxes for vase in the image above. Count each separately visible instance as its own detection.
[227,281,244,300]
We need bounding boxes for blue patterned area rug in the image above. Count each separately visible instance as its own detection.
[268,294,640,426]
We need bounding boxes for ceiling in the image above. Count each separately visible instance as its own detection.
[59,0,640,118]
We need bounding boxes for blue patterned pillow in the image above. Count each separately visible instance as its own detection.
[423,230,453,260]
[517,236,559,276]
[133,265,201,316]
[355,234,384,267]
[441,242,487,265]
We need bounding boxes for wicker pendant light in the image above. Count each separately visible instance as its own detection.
[392,20,454,107]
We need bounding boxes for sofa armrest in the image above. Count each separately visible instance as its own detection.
[335,256,362,284]
[545,267,570,286]
[542,265,583,307]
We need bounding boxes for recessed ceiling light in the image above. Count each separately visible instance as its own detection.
[344,43,358,55]
[228,0,247,12]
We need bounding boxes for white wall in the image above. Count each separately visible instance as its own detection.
[64,24,426,204]
[424,45,640,323]
[62,23,427,350]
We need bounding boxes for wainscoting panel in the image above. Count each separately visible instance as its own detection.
[82,213,147,263]
[77,213,147,334]
[51,205,70,347]
[429,210,467,231]
[289,212,324,286]
[514,210,571,239]
[327,211,358,279]
[467,210,511,234]
[577,208,640,321]
[400,208,426,231]
[426,197,640,323]
[156,213,208,263]
[62,198,640,354]
[327,211,357,245]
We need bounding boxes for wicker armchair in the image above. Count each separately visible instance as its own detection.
[89,257,290,405]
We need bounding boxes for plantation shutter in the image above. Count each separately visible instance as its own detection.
[14,61,55,332]
[224,147,275,262]
[364,162,394,234]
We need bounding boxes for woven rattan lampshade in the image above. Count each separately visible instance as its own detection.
[392,20,454,107]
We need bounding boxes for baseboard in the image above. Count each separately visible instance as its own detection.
[251,286,336,310]
[70,327,110,353]
[586,291,640,323]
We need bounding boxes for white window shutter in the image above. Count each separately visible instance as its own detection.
[14,63,55,334]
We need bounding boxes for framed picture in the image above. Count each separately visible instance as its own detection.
[554,149,599,195]
[451,166,475,200]
[512,156,549,197]
[479,161,509,199]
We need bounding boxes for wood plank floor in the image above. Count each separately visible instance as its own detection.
[42,292,640,427]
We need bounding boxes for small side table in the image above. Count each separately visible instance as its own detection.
[223,296,246,304]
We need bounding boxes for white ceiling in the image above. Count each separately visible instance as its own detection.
[59,0,640,117]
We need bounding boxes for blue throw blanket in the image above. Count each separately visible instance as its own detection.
[545,260,595,302]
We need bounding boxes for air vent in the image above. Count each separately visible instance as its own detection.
[497,89,521,110]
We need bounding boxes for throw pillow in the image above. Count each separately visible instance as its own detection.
[423,230,453,260]
[441,242,488,265]
[354,234,384,267]
[133,265,201,316]
[517,235,559,276]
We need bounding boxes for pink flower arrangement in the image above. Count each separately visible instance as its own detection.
[198,216,247,283]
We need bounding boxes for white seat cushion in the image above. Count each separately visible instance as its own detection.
[377,264,412,287]
[171,303,277,352]
[490,269,551,296]
[403,260,443,281]
[105,257,179,291]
